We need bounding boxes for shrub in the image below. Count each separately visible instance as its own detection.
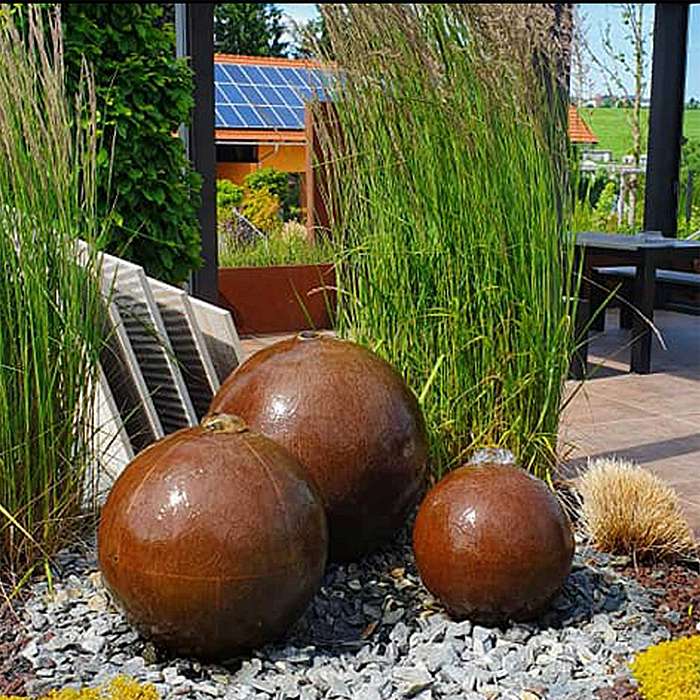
[577,457,696,560]
[677,203,700,239]
[217,179,245,211]
[577,168,611,209]
[0,8,105,582]
[244,167,301,220]
[245,167,288,200]
[61,4,202,284]
[240,187,283,236]
[317,4,578,478]
[592,181,618,229]
[631,635,700,700]
[0,675,160,700]
[217,180,244,254]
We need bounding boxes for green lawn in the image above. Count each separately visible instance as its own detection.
[578,107,700,160]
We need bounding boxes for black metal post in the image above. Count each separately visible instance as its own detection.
[176,3,218,302]
[644,3,689,237]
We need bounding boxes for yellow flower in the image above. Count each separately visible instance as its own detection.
[631,635,700,700]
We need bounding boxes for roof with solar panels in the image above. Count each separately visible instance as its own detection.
[214,54,331,144]
[215,54,596,148]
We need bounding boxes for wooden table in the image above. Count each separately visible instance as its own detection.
[575,232,700,374]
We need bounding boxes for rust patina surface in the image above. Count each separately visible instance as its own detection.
[413,464,574,623]
[98,414,328,660]
[209,333,428,561]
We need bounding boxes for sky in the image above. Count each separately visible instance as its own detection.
[580,4,700,100]
[277,4,700,100]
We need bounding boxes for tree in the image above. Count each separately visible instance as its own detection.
[581,4,652,227]
[60,4,201,284]
[214,4,287,57]
[291,10,332,59]
[570,6,594,107]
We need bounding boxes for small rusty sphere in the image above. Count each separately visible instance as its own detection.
[98,414,328,660]
[208,332,428,561]
[413,464,574,623]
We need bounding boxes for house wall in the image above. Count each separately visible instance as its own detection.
[216,162,256,183]
[216,144,306,186]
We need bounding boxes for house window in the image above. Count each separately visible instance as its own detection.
[216,143,258,163]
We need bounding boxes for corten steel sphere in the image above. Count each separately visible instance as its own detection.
[412,464,574,624]
[98,414,328,660]
[208,332,428,561]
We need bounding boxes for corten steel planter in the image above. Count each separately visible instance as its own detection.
[208,333,428,562]
[98,414,327,660]
[413,463,574,624]
[218,263,336,335]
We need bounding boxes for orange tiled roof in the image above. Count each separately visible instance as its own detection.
[568,106,598,144]
[215,128,305,144]
[215,53,324,70]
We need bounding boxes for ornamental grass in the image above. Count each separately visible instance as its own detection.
[0,7,105,586]
[315,4,579,479]
[578,457,696,561]
[218,223,336,268]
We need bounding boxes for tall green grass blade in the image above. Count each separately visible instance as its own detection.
[316,5,579,480]
[0,6,105,583]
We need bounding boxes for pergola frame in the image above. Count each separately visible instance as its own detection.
[180,3,693,304]
[644,3,690,237]
[175,3,218,303]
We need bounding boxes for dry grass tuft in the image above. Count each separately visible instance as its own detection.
[577,457,696,560]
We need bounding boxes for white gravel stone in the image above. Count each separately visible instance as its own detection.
[13,529,669,699]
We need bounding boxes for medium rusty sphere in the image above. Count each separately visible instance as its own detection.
[98,414,327,660]
[413,464,574,623]
[208,332,428,561]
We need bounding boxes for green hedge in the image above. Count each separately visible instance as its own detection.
[62,4,201,283]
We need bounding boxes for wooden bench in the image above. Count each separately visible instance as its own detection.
[593,266,700,329]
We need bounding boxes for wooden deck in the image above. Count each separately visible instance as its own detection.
[241,310,700,536]
[562,308,700,535]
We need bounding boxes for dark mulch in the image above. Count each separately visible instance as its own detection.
[596,677,642,700]
[595,556,700,700]
[0,598,31,696]
[621,558,700,638]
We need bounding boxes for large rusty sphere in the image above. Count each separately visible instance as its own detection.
[413,464,574,623]
[98,414,328,660]
[208,332,428,561]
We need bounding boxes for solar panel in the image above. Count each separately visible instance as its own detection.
[214,59,332,131]
[237,104,265,128]
[226,64,250,84]
[257,86,282,105]
[221,84,245,103]
[240,84,264,103]
[218,105,243,128]
[276,85,304,107]
[276,106,299,129]
[257,105,283,128]
[281,67,306,88]
[259,66,283,84]
[242,64,266,84]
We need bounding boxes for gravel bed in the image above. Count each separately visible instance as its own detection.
[14,530,668,700]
